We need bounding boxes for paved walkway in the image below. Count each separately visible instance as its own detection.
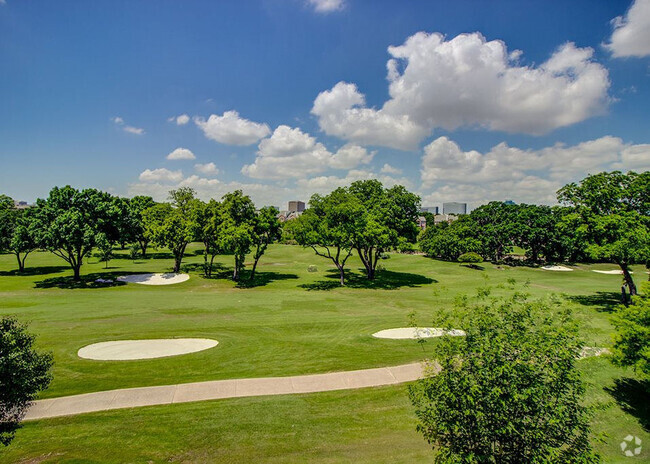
[25,363,425,421]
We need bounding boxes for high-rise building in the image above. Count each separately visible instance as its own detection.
[420,206,439,214]
[442,202,467,215]
[288,201,305,212]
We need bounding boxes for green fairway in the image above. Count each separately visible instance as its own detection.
[0,244,648,462]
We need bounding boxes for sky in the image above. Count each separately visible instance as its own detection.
[1,0,649,210]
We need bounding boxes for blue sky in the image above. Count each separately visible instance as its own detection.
[1,0,649,209]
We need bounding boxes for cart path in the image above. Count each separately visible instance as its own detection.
[25,362,425,421]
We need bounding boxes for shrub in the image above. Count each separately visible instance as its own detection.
[458,252,483,264]
[307,265,318,273]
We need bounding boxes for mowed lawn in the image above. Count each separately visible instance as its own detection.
[0,244,648,462]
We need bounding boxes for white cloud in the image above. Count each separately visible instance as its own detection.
[380,163,402,175]
[605,0,650,58]
[112,116,144,135]
[296,169,412,199]
[308,0,344,13]
[241,125,373,179]
[194,111,271,145]
[420,135,650,207]
[168,114,190,125]
[138,168,183,183]
[166,147,196,160]
[313,33,610,149]
[179,175,220,188]
[194,162,220,176]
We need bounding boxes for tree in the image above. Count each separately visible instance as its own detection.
[142,188,199,273]
[94,233,113,269]
[513,204,556,263]
[348,180,420,279]
[249,206,281,281]
[0,317,53,446]
[0,197,38,272]
[611,282,650,381]
[293,190,357,285]
[458,252,483,268]
[470,202,517,261]
[127,195,156,258]
[409,294,598,463]
[218,190,256,281]
[558,171,650,296]
[419,216,482,261]
[30,186,113,280]
[193,199,222,277]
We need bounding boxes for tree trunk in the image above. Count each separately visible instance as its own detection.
[621,264,637,296]
[173,254,182,273]
[232,255,241,281]
[338,265,345,285]
[140,241,148,258]
[249,258,260,281]
[16,253,24,272]
[72,264,81,281]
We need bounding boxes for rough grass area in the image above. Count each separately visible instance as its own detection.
[0,244,648,462]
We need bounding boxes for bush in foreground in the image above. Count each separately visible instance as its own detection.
[409,294,599,463]
[0,317,53,446]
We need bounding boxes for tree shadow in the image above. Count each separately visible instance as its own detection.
[460,264,485,271]
[605,378,650,432]
[0,266,69,277]
[566,291,623,313]
[300,269,436,291]
[34,272,127,289]
[236,271,300,288]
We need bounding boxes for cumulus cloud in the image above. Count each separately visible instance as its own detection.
[308,0,344,13]
[313,32,610,149]
[138,168,183,183]
[194,162,220,176]
[296,169,412,199]
[194,111,271,145]
[380,163,402,175]
[112,116,145,135]
[420,135,650,207]
[168,114,190,125]
[166,147,196,160]
[241,125,373,179]
[605,0,650,57]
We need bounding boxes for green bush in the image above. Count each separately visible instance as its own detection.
[458,252,483,264]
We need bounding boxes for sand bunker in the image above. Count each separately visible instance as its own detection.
[117,273,190,285]
[592,269,632,275]
[579,347,610,359]
[78,338,218,360]
[541,265,573,272]
[372,327,466,340]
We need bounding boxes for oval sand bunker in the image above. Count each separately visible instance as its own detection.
[592,269,632,275]
[78,338,218,360]
[372,327,466,340]
[541,265,573,272]
[117,273,190,285]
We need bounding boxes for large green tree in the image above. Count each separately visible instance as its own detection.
[31,186,115,280]
[0,196,38,272]
[293,189,358,285]
[0,317,53,446]
[348,180,420,279]
[193,199,222,277]
[218,190,256,281]
[249,206,281,281]
[419,216,482,261]
[410,294,598,463]
[558,171,650,296]
[142,188,198,273]
[611,282,650,381]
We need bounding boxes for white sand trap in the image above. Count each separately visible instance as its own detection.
[78,338,218,360]
[592,269,633,275]
[117,273,190,285]
[579,347,610,359]
[541,265,573,272]
[372,327,466,340]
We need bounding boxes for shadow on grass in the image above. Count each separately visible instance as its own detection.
[236,271,300,288]
[300,269,436,291]
[34,272,127,289]
[566,291,623,313]
[606,378,650,432]
[460,264,485,271]
[0,266,69,277]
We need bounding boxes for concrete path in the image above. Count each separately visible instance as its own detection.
[25,363,424,421]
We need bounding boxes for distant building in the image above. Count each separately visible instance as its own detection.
[287,201,305,212]
[420,206,439,214]
[443,202,467,215]
[416,216,427,229]
[503,200,516,205]
[434,214,458,225]
[14,201,31,209]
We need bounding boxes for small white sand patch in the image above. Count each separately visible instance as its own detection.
[117,273,190,285]
[372,327,466,340]
[592,270,633,275]
[579,347,610,359]
[541,265,573,272]
[78,338,218,360]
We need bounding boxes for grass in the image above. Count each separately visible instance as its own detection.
[0,244,648,462]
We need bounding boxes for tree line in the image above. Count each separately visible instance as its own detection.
[419,171,650,298]
[0,186,281,282]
